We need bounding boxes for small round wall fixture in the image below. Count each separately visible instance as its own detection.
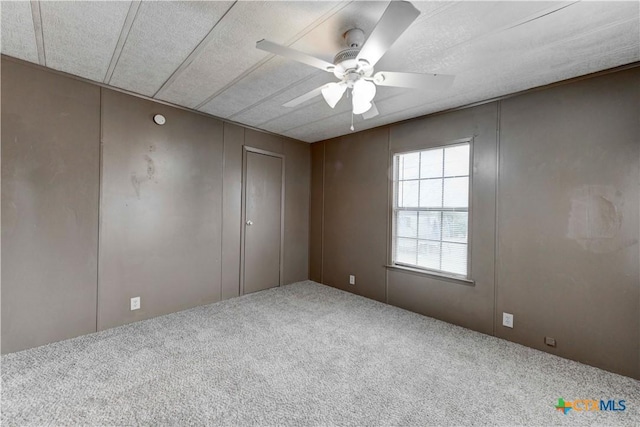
[153,114,166,125]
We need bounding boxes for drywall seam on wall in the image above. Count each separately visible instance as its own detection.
[221,123,227,302]
[384,126,391,304]
[96,88,104,332]
[493,100,501,336]
[321,141,325,284]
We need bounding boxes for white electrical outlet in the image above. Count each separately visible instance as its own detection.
[502,312,514,328]
[130,297,141,311]
[349,275,356,285]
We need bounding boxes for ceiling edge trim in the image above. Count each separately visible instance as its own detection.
[0,54,308,145]
[2,54,637,146]
[310,60,640,143]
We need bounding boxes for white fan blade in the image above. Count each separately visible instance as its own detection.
[373,71,455,90]
[257,39,335,72]
[356,1,420,68]
[283,84,328,108]
[362,101,379,120]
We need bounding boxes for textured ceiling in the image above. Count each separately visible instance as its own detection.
[2,1,638,143]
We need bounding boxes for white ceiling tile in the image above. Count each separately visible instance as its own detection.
[40,1,131,82]
[155,1,342,108]
[1,1,39,63]
[109,1,234,97]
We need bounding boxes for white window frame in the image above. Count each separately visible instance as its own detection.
[389,138,473,282]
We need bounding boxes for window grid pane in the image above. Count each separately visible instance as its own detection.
[396,211,418,238]
[393,143,470,277]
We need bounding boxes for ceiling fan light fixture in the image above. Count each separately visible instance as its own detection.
[353,79,376,103]
[321,83,347,109]
[352,99,372,115]
[352,79,376,114]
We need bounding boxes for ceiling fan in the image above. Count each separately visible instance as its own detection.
[256,1,455,129]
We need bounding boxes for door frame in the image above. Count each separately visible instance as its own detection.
[240,146,286,295]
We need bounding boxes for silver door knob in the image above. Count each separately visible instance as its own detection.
[246,220,253,226]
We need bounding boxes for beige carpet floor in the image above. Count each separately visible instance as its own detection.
[2,281,639,426]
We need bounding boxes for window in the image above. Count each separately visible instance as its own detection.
[392,142,471,278]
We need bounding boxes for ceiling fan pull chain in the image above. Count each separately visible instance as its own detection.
[350,111,354,132]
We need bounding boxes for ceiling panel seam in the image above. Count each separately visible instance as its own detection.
[501,1,580,32]
[557,15,639,46]
[381,10,640,113]
[193,1,353,111]
[153,0,238,99]
[418,1,581,65]
[104,0,142,83]
[419,1,462,21]
[29,0,46,65]
[282,105,355,134]
[227,70,327,120]
[257,98,326,128]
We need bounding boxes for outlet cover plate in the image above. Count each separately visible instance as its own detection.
[502,312,514,328]
[349,275,355,285]
[131,297,141,311]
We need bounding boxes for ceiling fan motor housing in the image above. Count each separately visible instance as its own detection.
[333,48,359,67]
[333,48,373,81]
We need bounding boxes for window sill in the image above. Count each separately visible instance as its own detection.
[385,264,475,286]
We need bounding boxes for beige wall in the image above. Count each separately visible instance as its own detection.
[3,55,638,379]
[1,58,311,352]
[322,128,390,302]
[311,67,640,379]
[1,59,101,353]
[98,89,224,330]
[496,69,639,379]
